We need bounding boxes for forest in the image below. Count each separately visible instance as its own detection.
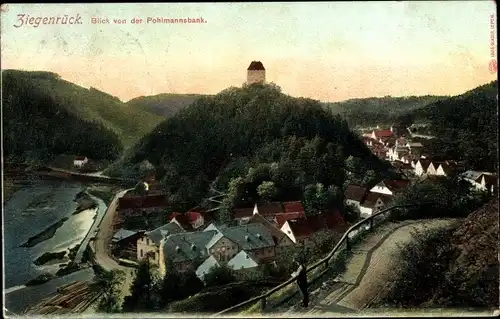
[2,70,163,149]
[108,83,401,218]
[400,80,498,172]
[3,70,124,165]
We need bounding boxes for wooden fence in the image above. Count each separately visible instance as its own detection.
[214,204,418,315]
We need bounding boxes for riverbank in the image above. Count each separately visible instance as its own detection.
[3,177,24,203]
[73,191,98,215]
[20,217,69,248]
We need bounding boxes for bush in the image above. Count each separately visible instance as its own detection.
[203,264,237,287]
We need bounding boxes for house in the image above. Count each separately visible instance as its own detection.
[169,210,212,230]
[118,191,168,214]
[73,156,88,168]
[247,213,295,256]
[344,184,367,210]
[220,224,276,263]
[479,173,498,194]
[253,202,284,223]
[436,162,453,176]
[159,230,217,276]
[414,159,432,176]
[137,222,185,265]
[227,250,259,272]
[233,207,255,225]
[272,201,306,227]
[370,129,393,140]
[358,192,393,218]
[370,179,410,196]
[195,255,220,281]
[111,229,143,260]
[460,170,485,189]
[280,210,346,246]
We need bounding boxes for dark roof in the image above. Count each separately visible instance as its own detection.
[246,213,288,243]
[482,174,498,186]
[118,193,168,210]
[256,202,284,216]
[286,210,345,238]
[75,156,87,160]
[247,61,265,70]
[112,229,138,243]
[145,222,185,245]
[219,223,275,251]
[233,207,254,219]
[417,159,432,170]
[382,179,410,192]
[345,184,367,202]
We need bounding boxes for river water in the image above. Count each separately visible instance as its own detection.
[3,179,106,313]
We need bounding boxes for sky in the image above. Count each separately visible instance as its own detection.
[1,2,497,102]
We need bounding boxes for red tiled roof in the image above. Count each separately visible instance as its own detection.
[373,130,393,138]
[282,201,305,214]
[247,61,265,70]
[185,211,202,223]
[345,184,367,202]
[248,213,287,241]
[275,212,305,228]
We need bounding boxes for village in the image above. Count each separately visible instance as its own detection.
[102,122,497,285]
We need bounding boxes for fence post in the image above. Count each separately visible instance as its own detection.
[260,297,267,311]
[345,236,351,251]
[324,258,329,270]
[370,217,374,229]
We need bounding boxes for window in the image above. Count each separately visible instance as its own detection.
[152,253,156,260]
[140,249,143,257]
[146,238,150,245]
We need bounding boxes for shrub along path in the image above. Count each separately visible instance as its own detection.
[286,218,458,315]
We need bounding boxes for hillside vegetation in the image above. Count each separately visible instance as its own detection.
[3,71,123,164]
[374,198,499,309]
[2,70,164,149]
[126,93,210,117]
[403,80,498,171]
[324,95,446,127]
[108,83,400,217]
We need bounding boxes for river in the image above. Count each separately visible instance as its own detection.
[3,179,107,313]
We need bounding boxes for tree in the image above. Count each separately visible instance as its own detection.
[257,181,278,201]
[203,264,237,287]
[94,269,126,313]
[122,254,157,312]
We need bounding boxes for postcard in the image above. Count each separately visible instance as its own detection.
[1,2,498,317]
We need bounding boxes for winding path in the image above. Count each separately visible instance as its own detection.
[286,218,458,315]
[92,188,136,304]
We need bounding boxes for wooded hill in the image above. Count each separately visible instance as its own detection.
[3,70,124,164]
[324,95,447,127]
[402,80,498,172]
[2,70,164,149]
[108,83,400,216]
[126,93,210,117]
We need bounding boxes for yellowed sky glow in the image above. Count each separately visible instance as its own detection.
[1,2,497,102]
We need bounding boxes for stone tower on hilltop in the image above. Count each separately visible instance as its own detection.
[247,61,266,85]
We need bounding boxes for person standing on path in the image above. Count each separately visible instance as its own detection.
[293,259,309,308]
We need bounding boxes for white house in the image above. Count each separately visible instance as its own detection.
[227,250,259,271]
[196,255,220,281]
[73,156,88,168]
[426,162,439,175]
[369,180,410,196]
[414,159,432,176]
